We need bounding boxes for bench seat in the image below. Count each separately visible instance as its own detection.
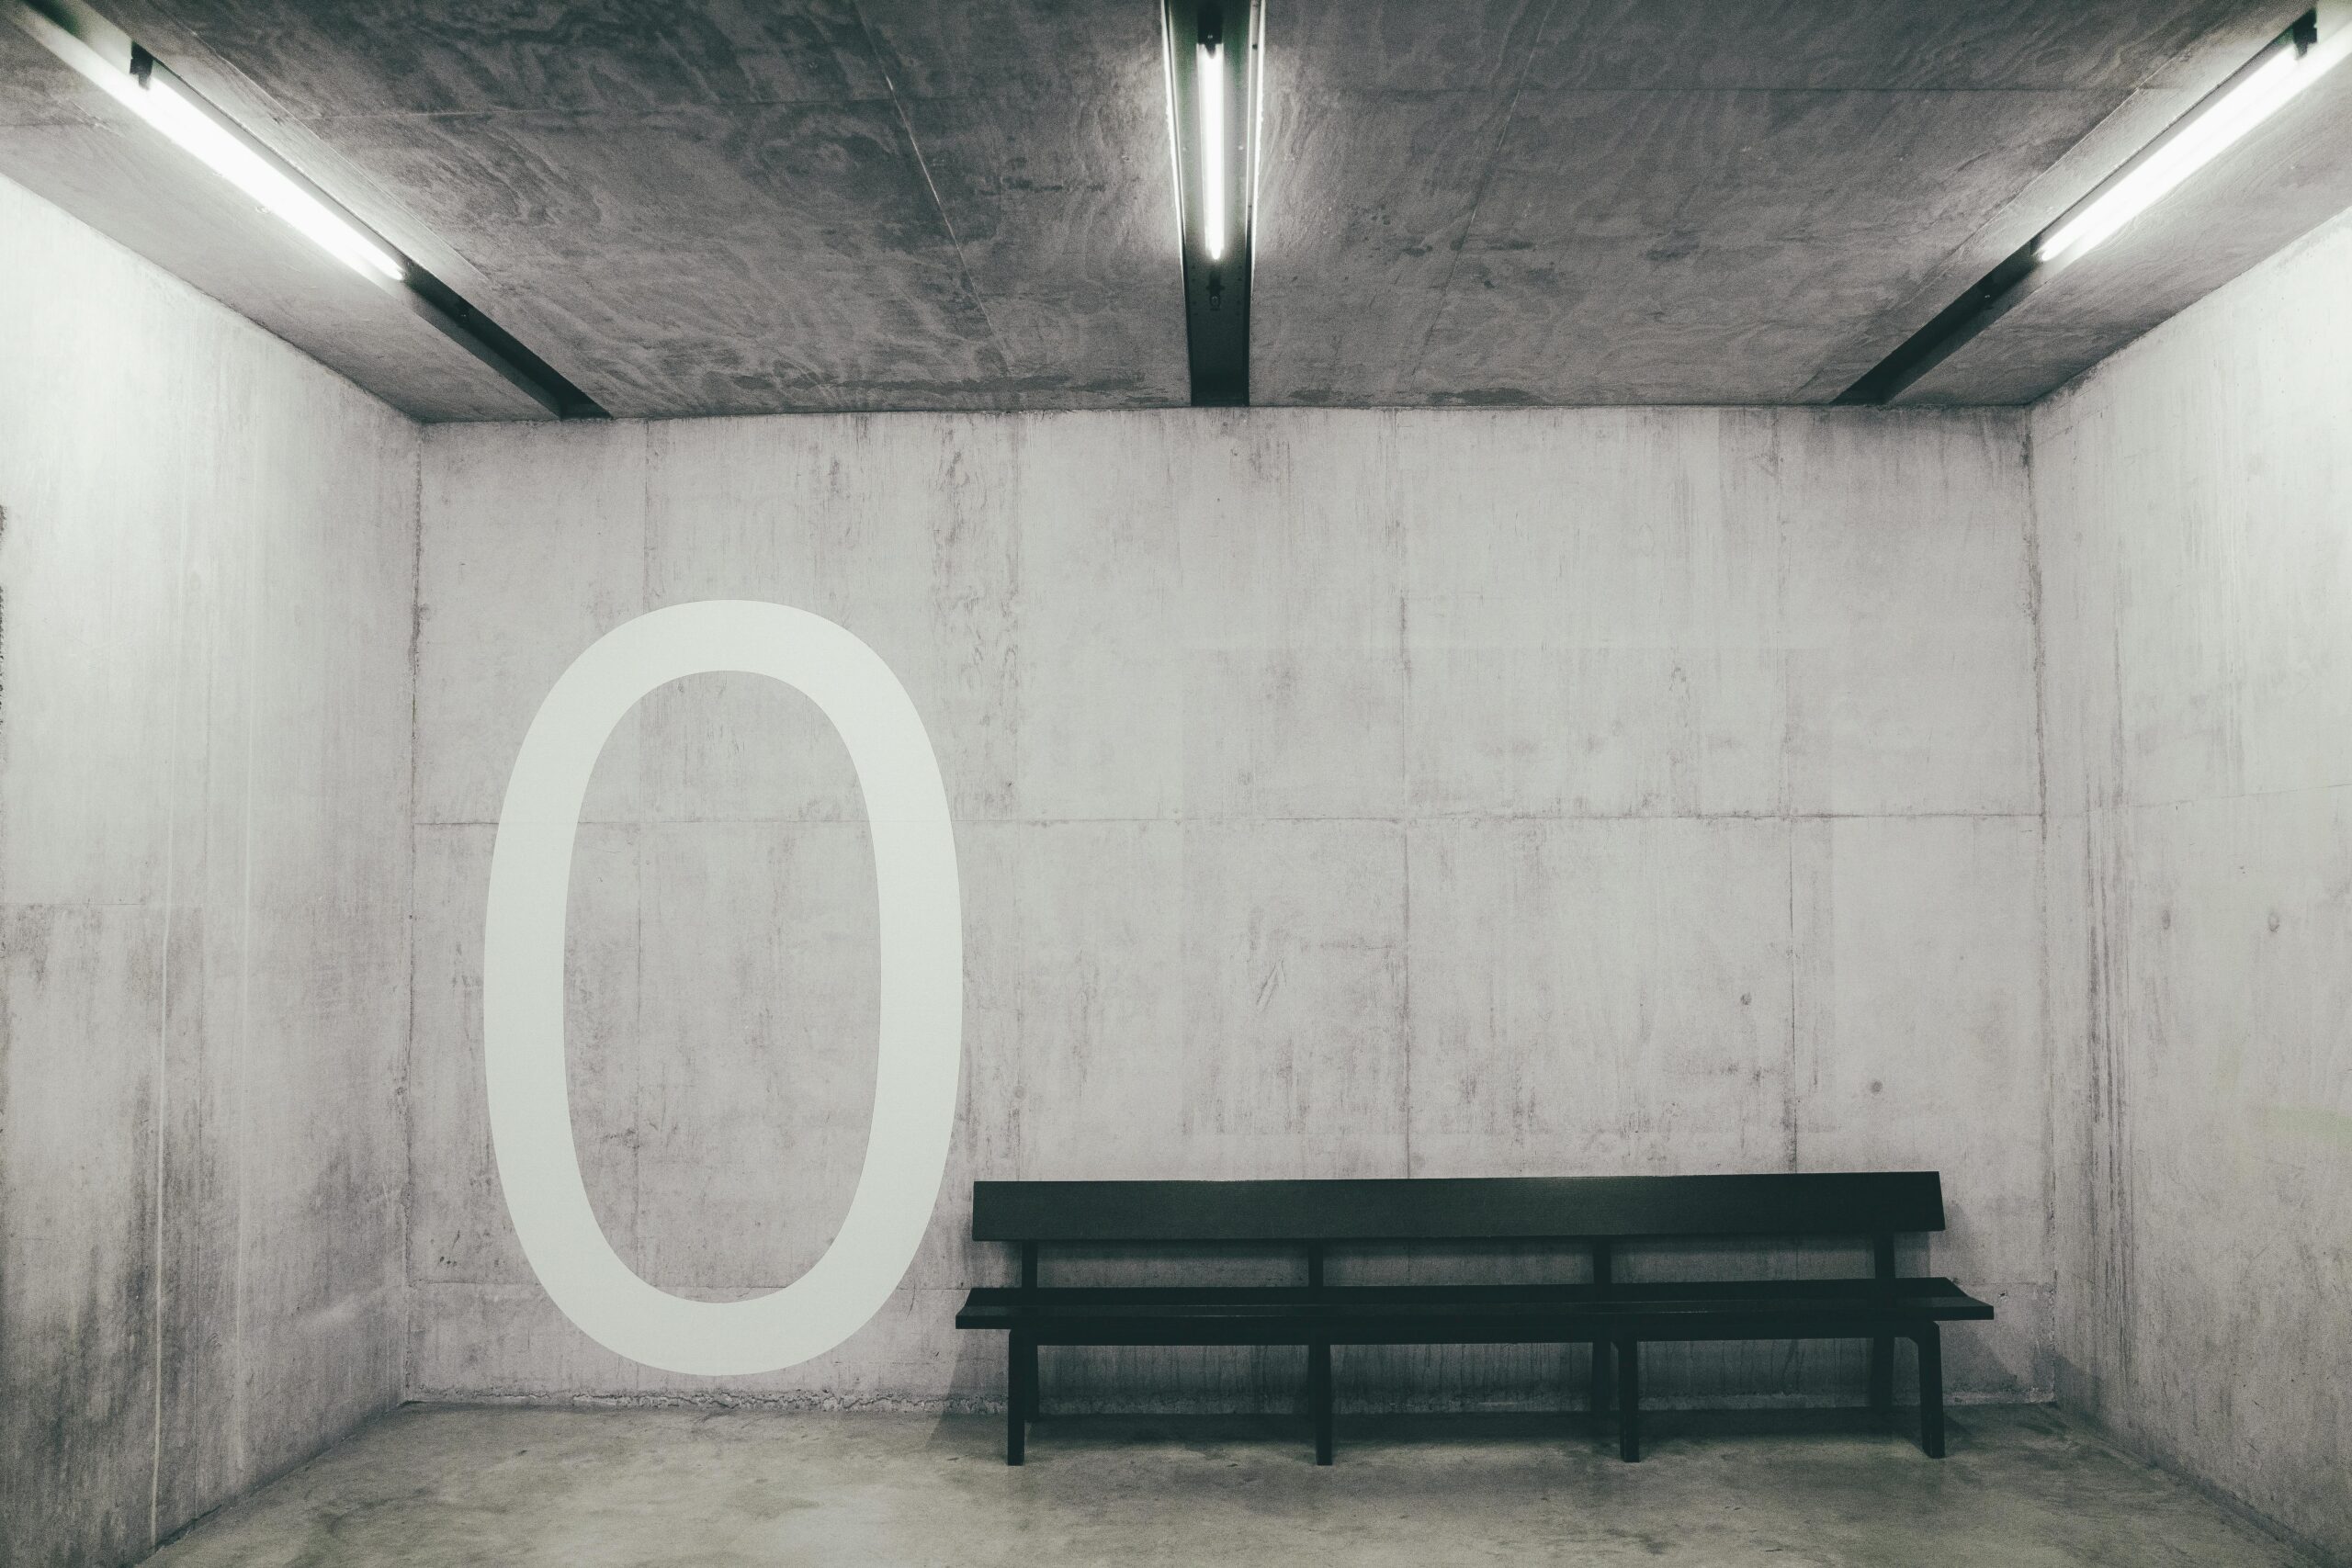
[956,1278,1992,1344]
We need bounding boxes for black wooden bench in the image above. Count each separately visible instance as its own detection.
[955,1172,1993,1465]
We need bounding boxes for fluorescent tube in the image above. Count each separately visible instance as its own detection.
[1197,40,1225,262]
[121,69,404,281]
[2040,44,2319,263]
[11,3,401,282]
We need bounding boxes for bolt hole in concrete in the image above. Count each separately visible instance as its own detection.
[138,1407,2317,1567]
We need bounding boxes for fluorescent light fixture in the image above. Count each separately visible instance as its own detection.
[8,0,608,418]
[1197,37,1226,262]
[1841,7,2341,405]
[12,3,402,281]
[119,56,403,280]
[2041,40,2324,263]
[1161,0,1260,405]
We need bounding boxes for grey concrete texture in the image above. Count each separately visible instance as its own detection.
[1261,0,2304,407]
[0,175,422,1567]
[2030,203,2352,1562]
[140,1404,2327,1568]
[407,405,2054,1414]
[36,0,1194,418]
[0,1,2324,416]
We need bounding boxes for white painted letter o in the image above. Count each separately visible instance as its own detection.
[483,601,961,1375]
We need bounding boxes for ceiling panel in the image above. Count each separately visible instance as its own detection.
[97,0,1189,417]
[112,0,891,115]
[1250,0,2310,406]
[1,0,2339,417]
[1520,0,2282,91]
[313,101,1012,414]
[1404,85,2108,403]
[1250,85,1516,404]
[859,0,1191,406]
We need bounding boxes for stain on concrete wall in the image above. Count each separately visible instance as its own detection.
[2033,205,2352,1564]
[408,404,2051,1416]
[0,175,417,1568]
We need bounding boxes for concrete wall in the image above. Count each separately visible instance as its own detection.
[0,177,417,1567]
[409,406,2052,1414]
[2033,207,2352,1562]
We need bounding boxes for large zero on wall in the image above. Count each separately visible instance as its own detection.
[483,600,961,1375]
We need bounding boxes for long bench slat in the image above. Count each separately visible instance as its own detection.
[974,1173,1945,1243]
[960,1279,1984,1309]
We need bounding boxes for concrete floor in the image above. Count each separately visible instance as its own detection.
[141,1404,2316,1567]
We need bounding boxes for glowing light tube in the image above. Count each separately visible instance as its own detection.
[12,2,402,283]
[1197,40,1226,261]
[120,70,404,280]
[2041,43,2323,263]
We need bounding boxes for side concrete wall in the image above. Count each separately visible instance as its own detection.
[0,175,419,1568]
[2034,204,2352,1564]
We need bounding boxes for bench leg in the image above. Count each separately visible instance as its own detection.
[1590,1338,1612,1416]
[1870,1334,1894,1416]
[1309,1337,1334,1466]
[1024,1337,1042,1422]
[1617,1338,1641,1462]
[1915,1325,1944,1459]
[1006,1331,1029,1466]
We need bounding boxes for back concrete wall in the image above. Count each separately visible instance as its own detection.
[0,176,419,1568]
[407,406,2052,1415]
[2035,204,2352,1563]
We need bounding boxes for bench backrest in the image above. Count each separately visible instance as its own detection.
[972,1173,1944,1245]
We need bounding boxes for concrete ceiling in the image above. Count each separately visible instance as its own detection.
[4,0,2350,419]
